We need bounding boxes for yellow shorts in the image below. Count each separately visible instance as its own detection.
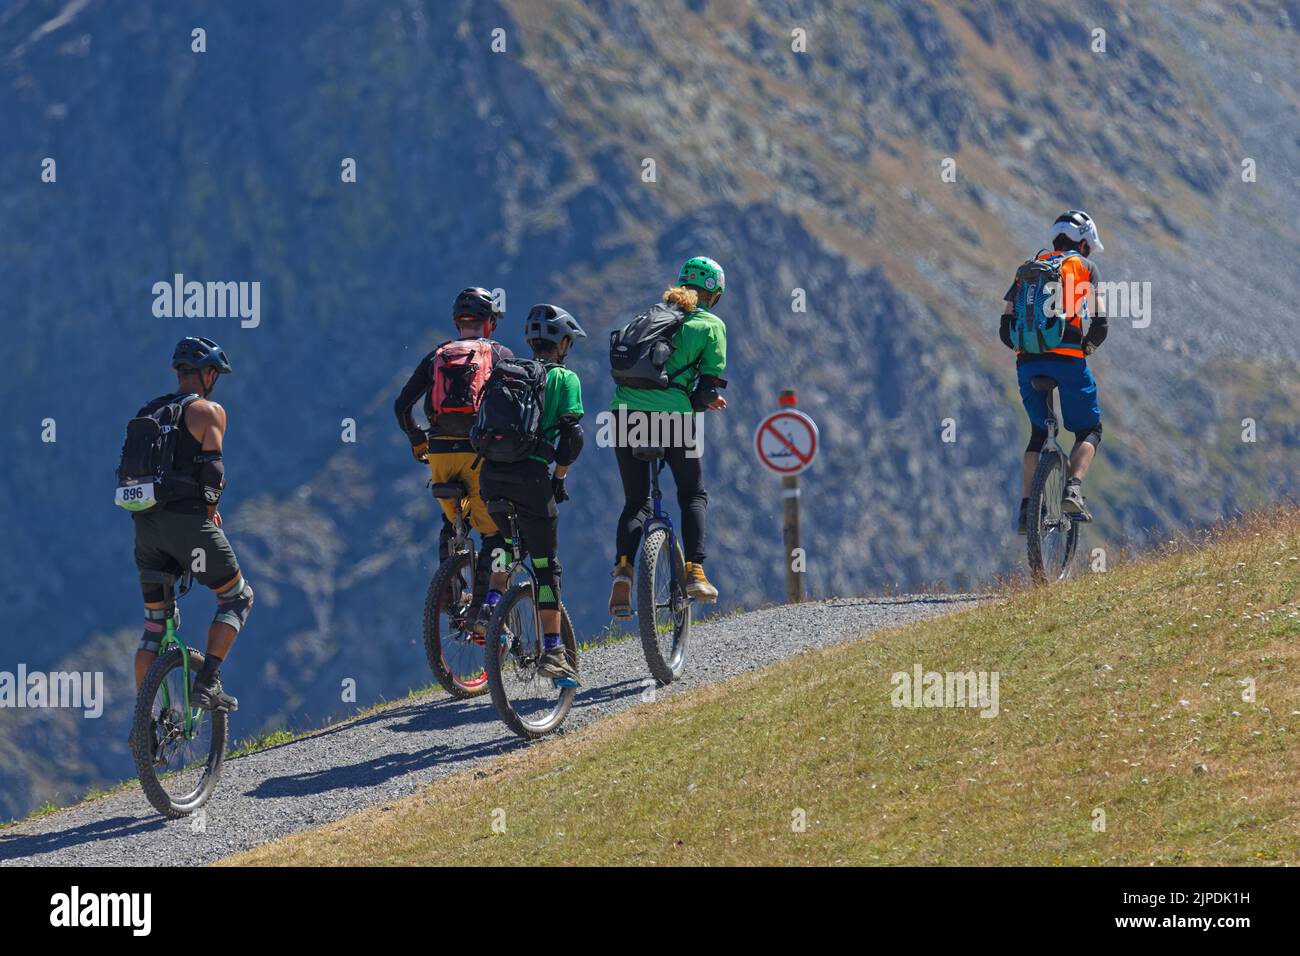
[427,449,499,536]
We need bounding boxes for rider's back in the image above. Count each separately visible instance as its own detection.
[611,308,726,414]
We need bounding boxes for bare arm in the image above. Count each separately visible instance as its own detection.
[188,400,227,522]
[189,399,226,451]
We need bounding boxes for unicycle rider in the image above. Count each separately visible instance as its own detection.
[115,337,253,714]
[607,256,729,617]
[472,304,586,683]
[1001,211,1109,534]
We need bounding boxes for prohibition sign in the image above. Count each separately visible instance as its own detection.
[755,409,819,476]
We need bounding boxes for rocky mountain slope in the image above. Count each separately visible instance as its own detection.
[1,0,1296,819]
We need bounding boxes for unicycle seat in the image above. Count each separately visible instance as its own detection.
[430,481,469,500]
[630,445,667,462]
[138,568,179,588]
[1030,376,1059,393]
[139,568,193,600]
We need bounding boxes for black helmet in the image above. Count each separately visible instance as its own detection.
[172,336,232,374]
[452,286,501,327]
[525,304,586,347]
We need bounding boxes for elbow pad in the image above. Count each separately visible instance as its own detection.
[690,375,728,411]
[553,418,584,467]
[197,453,225,506]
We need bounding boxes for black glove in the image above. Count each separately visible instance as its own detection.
[690,375,728,411]
[999,313,1015,351]
[551,475,569,503]
[1083,316,1108,354]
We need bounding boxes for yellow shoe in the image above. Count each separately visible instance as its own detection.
[684,562,718,603]
[609,559,633,620]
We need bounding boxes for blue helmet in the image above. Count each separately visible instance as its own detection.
[172,336,232,374]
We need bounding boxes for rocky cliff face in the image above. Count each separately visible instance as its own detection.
[1,0,1296,818]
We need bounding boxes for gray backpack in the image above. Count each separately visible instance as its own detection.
[609,303,691,390]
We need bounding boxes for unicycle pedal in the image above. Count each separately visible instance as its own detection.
[551,676,580,689]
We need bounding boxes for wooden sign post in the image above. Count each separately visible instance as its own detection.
[754,389,819,604]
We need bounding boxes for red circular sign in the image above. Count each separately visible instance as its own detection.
[754,409,819,476]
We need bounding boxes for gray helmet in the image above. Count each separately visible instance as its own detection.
[172,336,232,374]
[525,303,586,347]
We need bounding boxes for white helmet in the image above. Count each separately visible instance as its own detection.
[1050,209,1104,252]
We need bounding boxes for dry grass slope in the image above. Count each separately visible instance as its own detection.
[224,507,1299,866]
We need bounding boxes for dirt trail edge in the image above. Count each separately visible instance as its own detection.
[0,596,979,866]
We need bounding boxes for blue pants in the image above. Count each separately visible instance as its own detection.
[1017,358,1101,433]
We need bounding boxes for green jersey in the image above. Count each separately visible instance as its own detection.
[533,365,584,463]
[610,308,727,414]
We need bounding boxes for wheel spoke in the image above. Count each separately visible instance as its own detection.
[486,587,574,737]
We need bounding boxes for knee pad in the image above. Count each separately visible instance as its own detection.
[1073,423,1102,448]
[530,556,561,610]
[138,606,177,653]
[1026,427,1048,453]
[478,532,508,573]
[214,575,254,633]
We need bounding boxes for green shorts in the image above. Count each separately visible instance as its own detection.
[133,508,241,594]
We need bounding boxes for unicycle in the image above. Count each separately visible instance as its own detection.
[129,570,227,819]
[633,447,691,685]
[422,479,490,698]
[1025,375,1085,584]
[481,499,579,739]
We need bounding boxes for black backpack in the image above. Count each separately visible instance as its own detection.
[113,393,202,512]
[469,358,552,464]
[609,303,692,390]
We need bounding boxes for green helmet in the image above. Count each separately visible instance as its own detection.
[678,256,725,295]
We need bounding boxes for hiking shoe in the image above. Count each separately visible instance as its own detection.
[537,645,579,684]
[192,676,238,713]
[1017,499,1029,536]
[609,562,633,620]
[468,602,492,640]
[1062,480,1087,516]
[684,562,719,603]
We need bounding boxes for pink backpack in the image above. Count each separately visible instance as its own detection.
[429,339,496,438]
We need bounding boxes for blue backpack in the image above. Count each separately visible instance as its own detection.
[1011,251,1078,353]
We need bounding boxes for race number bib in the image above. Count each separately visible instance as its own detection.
[115,481,157,512]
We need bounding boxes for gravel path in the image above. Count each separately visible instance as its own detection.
[0,595,979,866]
